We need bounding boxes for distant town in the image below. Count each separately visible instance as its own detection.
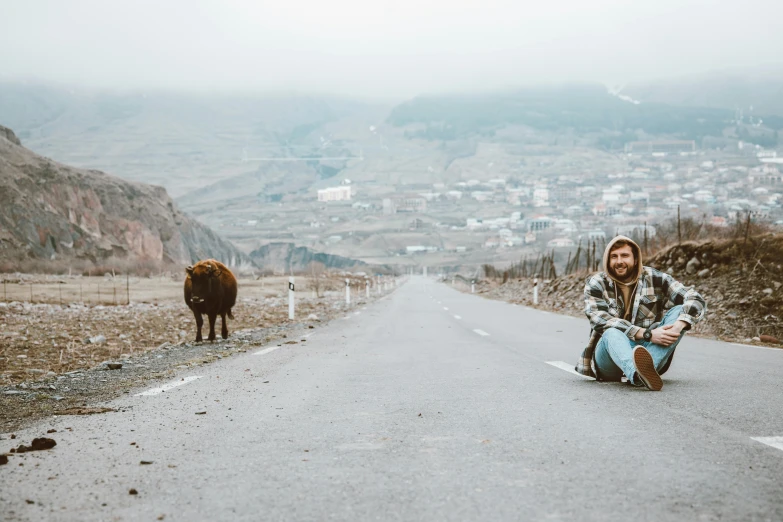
[218,138,782,270]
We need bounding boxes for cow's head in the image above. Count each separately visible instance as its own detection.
[187,262,221,304]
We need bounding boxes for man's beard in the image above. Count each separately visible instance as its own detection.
[610,262,637,283]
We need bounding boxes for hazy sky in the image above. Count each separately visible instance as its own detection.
[1,0,782,98]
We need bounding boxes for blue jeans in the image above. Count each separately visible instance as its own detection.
[595,305,686,385]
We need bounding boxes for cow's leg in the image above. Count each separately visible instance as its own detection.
[194,310,204,343]
[207,313,217,342]
[221,312,229,339]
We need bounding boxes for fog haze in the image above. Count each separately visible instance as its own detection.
[2,0,783,97]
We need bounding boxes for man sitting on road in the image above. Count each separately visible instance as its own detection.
[576,235,707,390]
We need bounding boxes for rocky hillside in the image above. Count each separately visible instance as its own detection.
[470,234,783,346]
[249,242,367,273]
[0,125,253,272]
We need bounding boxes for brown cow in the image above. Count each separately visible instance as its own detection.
[184,259,237,342]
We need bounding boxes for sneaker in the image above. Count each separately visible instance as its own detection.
[632,346,663,391]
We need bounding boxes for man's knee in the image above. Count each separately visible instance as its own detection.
[599,328,627,347]
[662,305,684,323]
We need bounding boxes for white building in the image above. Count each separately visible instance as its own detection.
[548,238,575,248]
[318,186,352,202]
[533,187,549,207]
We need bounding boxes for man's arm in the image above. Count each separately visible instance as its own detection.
[584,276,642,340]
[631,320,689,345]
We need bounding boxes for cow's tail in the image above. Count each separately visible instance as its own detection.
[227,308,234,320]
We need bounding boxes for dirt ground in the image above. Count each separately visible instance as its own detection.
[0,273,394,433]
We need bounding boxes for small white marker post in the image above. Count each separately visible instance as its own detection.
[423,266,428,277]
[471,280,475,294]
[377,277,381,295]
[366,281,370,298]
[288,276,295,320]
[533,277,539,305]
[346,279,351,306]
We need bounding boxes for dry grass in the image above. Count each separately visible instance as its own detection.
[0,273,386,386]
[0,274,374,305]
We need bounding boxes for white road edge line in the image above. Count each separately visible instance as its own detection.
[254,345,282,356]
[136,376,202,396]
[545,361,593,380]
[473,329,490,337]
[751,436,783,452]
[454,315,462,320]
[731,343,783,352]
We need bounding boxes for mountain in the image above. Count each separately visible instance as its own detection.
[0,83,386,198]
[249,242,367,273]
[386,83,738,145]
[0,125,253,272]
[623,68,783,121]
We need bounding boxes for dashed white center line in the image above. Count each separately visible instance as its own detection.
[254,345,282,356]
[545,361,593,379]
[751,436,783,452]
[354,311,361,315]
[136,376,202,396]
[443,307,449,311]
[473,329,490,337]
[454,315,462,320]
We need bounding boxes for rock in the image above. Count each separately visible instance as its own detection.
[697,269,710,278]
[307,314,319,320]
[666,267,674,275]
[762,288,773,295]
[3,390,26,395]
[0,454,7,465]
[0,125,22,146]
[773,282,782,290]
[686,257,701,275]
[107,363,123,370]
[129,488,138,495]
[759,335,780,344]
[87,335,106,344]
[12,437,57,453]
[752,337,761,342]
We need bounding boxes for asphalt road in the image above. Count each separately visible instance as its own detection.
[2,276,782,521]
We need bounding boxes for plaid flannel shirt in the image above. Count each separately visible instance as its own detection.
[575,266,707,378]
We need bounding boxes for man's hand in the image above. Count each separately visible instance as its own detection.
[651,322,687,346]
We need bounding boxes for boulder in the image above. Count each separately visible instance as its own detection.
[686,257,701,275]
